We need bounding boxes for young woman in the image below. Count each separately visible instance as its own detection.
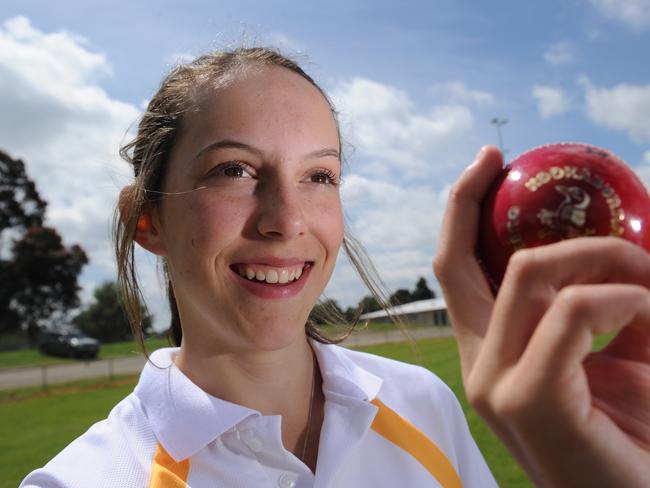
[21,48,650,487]
[20,47,494,488]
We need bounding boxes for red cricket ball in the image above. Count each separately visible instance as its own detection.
[478,142,650,288]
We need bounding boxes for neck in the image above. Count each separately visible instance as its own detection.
[175,335,313,414]
[174,334,323,472]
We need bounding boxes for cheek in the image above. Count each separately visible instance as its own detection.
[166,195,252,255]
[312,199,344,254]
[195,196,252,246]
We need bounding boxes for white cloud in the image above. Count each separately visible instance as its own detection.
[532,85,570,118]
[427,81,495,105]
[331,77,474,177]
[323,175,449,307]
[0,16,139,259]
[580,77,650,142]
[0,17,459,324]
[543,41,576,65]
[0,17,169,325]
[634,150,650,188]
[165,51,195,65]
[588,0,650,31]
[341,174,444,249]
[324,77,477,305]
[266,32,305,52]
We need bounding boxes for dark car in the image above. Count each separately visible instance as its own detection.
[38,328,100,359]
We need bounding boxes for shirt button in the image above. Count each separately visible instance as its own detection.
[277,473,297,488]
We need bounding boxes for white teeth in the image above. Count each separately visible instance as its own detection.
[238,264,307,284]
[266,269,279,283]
[279,269,289,284]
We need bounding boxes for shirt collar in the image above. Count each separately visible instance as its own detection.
[134,348,259,461]
[311,339,383,402]
[134,341,383,462]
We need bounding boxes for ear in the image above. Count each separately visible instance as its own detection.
[119,186,168,256]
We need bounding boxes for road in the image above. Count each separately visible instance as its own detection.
[0,326,453,390]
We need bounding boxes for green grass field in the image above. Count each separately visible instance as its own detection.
[0,335,536,488]
[0,337,172,370]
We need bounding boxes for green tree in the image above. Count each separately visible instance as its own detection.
[389,288,412,306]
[1,149,47,336]
[12,227,88,342]
[309,298,345,325]
[1,150,87,343]
[357,294,381,313]
[0,149,46,235]
[344,306,359,322]
[411,276,435,301]
[74,281,153,343]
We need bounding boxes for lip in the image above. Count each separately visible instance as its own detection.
[230,261,313,299]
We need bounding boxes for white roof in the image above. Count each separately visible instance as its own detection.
[359,297,447,320]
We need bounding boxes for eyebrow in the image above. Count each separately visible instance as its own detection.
[193,139,340,161]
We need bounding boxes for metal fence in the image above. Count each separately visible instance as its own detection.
[0,356,146,391]
[0,326,454,391]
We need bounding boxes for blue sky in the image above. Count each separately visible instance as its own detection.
[1,0,650,329]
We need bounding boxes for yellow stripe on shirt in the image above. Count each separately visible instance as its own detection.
[370,398,463,488]
[148,443,190,488]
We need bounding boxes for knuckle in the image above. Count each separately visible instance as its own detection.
[464,377,490,412]
[489,374,541,421]
[465,369,544,424]
[465,390,487,413]
[490,390,530,421]
[489,393,517,418]
[432,253,449,283]
[554,285,589,319]
[504,247,539,285]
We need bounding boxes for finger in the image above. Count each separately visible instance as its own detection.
[500,285,650,488]
[521,284,650,392]
[480,237,650,373]
[436,145,504,270]
[434,145,504,377]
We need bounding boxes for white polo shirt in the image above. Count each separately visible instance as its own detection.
[21,340,497,487]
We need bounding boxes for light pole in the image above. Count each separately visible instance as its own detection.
[491,117,508,154]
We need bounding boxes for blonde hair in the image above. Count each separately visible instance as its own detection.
[115,47,397,351]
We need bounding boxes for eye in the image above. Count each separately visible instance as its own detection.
[309,169,339,185]
[208,161,253,179]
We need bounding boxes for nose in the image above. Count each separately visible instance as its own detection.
[256,181,307,240]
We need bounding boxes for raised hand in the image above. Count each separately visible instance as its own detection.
[434,146,650,487]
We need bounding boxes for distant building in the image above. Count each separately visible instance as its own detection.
[359,298,449,326]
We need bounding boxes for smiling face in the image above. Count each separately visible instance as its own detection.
[148,66,343,354]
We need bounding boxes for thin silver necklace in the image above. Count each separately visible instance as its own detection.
[300,352,316,464]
